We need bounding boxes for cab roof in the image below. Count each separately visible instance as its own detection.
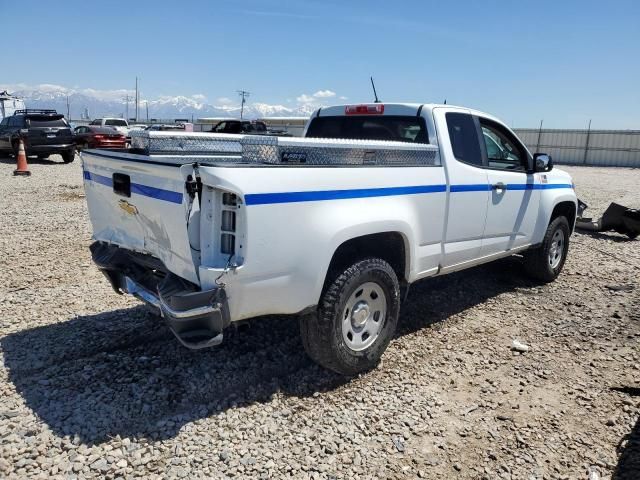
[313,103,502,124]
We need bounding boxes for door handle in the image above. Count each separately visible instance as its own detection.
[491,182,506,192]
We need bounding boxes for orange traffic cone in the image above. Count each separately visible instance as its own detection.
[13,138,31,176]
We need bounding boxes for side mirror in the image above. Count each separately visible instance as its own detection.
[533,153,553,172]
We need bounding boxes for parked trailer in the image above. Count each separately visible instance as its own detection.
[0,91,26,121]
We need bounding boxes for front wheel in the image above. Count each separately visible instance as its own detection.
[300,258,400,376]
[523,216,570,283]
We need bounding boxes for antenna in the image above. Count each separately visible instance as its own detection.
[237,90,251,119]
[370,77,380,103]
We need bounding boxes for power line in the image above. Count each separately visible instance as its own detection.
[237,90,250,119]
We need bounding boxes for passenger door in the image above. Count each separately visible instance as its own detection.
[478,118,540,256]
[435,108,490,269]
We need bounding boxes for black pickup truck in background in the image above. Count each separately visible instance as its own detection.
[209,120,291,136]
[0,109,75,163]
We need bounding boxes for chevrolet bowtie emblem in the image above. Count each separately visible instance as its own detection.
[118,199,138,215]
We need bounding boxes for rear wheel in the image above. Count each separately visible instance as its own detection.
[62,148,75,164]
[300,258,400,376]
[523,216,570,282]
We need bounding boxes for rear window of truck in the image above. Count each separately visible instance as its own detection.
[105,119,128,126]
[306,115,428,143]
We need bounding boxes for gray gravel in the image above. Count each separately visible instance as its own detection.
[0,155,638,479]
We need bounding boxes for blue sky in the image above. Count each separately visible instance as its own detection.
[2,0,639,128]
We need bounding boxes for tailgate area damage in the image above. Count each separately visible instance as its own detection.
[91,241,230,348]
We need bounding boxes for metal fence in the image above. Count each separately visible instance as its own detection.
[513,128,640,168]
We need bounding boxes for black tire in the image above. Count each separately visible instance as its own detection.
[300,258,400,376]
[523,216,570,283]
[62,148,75,164]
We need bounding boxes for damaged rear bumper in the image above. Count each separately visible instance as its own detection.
[90,241,230,349]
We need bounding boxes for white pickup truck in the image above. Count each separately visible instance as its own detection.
[81,103,577,375]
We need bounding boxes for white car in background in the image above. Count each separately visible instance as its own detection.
[90,117,130,137]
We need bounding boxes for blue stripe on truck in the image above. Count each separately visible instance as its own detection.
[83,169,572,206]
[244,184,448,205]
[83,170,183,204]
[450,184,491,192]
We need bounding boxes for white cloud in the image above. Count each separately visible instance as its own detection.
[295,89,340,110]
[312,90,336,98]
[296,93,315,104]
[191,94,206,101]
[339,96,348,100]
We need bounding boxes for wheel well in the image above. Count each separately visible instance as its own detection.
[324,232,407,290]
[551,201,577,231]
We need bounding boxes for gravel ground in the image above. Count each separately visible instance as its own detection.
[0,155,638,479]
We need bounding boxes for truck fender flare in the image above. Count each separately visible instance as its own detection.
[311,221,415,302]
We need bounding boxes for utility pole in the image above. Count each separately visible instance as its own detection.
[66,95,70,120]
[135,77,139,121]
[145,101,149,122]
[583,119,592,165]
[237,90,250,119]
[123,94,131,120]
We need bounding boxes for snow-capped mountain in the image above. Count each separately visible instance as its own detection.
[0,83,338,120]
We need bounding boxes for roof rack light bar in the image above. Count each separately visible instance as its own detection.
[13,109,59,115]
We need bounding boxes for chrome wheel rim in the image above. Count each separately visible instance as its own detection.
[548,229,565,269]
[341,282,387,352]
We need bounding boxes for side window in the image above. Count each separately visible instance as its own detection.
[445,112,482,166]
[0,117,8,126]
[90,119,101,125]
[479,120,526,171]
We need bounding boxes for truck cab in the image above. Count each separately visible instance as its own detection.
[81,103,576,375]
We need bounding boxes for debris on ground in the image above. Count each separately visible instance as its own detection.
[576,201,640,239]
[511,339,530,353]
